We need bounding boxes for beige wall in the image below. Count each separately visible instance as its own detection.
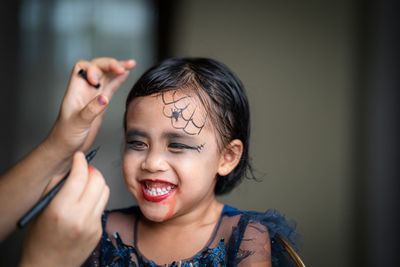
[169,1,355,266]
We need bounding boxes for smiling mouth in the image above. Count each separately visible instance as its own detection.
[141,180,177,202]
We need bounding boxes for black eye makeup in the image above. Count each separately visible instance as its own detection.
[126,140,148,151]
[169,142,205,153]
[125,128,206,153]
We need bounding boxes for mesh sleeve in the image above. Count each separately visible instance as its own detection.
[236,220,272,267]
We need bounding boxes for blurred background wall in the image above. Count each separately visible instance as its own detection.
[0,0,399,266]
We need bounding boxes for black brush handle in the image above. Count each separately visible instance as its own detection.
[78,69,100,89]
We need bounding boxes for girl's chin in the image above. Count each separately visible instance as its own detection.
[143,213,166,222]
[139,203,173,222]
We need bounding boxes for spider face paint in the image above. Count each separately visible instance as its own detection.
[161,187,179,221]
[162,91,206,135]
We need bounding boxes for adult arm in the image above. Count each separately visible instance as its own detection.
[0,58,135,241]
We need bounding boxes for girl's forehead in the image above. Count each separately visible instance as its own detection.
[127,90,210,136]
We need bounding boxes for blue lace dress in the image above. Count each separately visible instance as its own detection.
[84,205,300,267]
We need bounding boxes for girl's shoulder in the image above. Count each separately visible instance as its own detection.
[222,205,299,241]
[221,205,303,267]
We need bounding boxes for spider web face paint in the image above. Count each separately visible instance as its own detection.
[162,91,207,135]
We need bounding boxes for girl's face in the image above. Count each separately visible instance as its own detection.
[123,91,224,222]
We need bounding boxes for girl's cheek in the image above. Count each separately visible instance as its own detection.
[123,163,143,204]
[127,178,143,204]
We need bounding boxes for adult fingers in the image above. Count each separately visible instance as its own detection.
[91,58,135,74]
[57,152,89,201]
[94,183,110,217]
[71,58,135,102]
[86,66,101,87]
[119,59,136,70]
[88,58,135,92]
[78,94,109,125]
[78,166,108,211]
[85,59,124,87]
[71,58,134,81]
[92,59,135,99]
[68,59,118,89]
[101,70,131,99]
[72,60,91,75]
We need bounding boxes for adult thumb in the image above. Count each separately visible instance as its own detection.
[58,151,88,200]
[78,94,108,125]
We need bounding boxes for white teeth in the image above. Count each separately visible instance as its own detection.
[144,185,175,196]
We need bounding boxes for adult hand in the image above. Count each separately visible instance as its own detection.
[0,58,131,241]
[19,152,110,267]
[45,58,136,158]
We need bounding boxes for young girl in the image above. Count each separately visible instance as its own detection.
[83,57,301,267]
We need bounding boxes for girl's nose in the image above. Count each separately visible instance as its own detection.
[141,149,168,173]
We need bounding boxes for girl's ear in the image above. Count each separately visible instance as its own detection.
[217,139,243,176]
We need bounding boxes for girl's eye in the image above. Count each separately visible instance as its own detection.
[169,143,195,152]
[127,140,147,150]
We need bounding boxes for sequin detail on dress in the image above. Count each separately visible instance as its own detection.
[101,232,226,267]
[88,205,301,267]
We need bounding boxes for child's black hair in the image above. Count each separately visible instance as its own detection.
[124,57,255,195]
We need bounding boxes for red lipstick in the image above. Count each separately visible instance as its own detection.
[141,180,176,203]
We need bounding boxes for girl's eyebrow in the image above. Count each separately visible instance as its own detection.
[126,128,147,138]
[163,132,185,139]
[126,128,197,141]
[163,131,197,141]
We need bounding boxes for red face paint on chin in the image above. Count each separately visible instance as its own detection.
[138,190,143,204]
[135,181,144,205]
[161,187,180,221]
[162,195,176,221]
